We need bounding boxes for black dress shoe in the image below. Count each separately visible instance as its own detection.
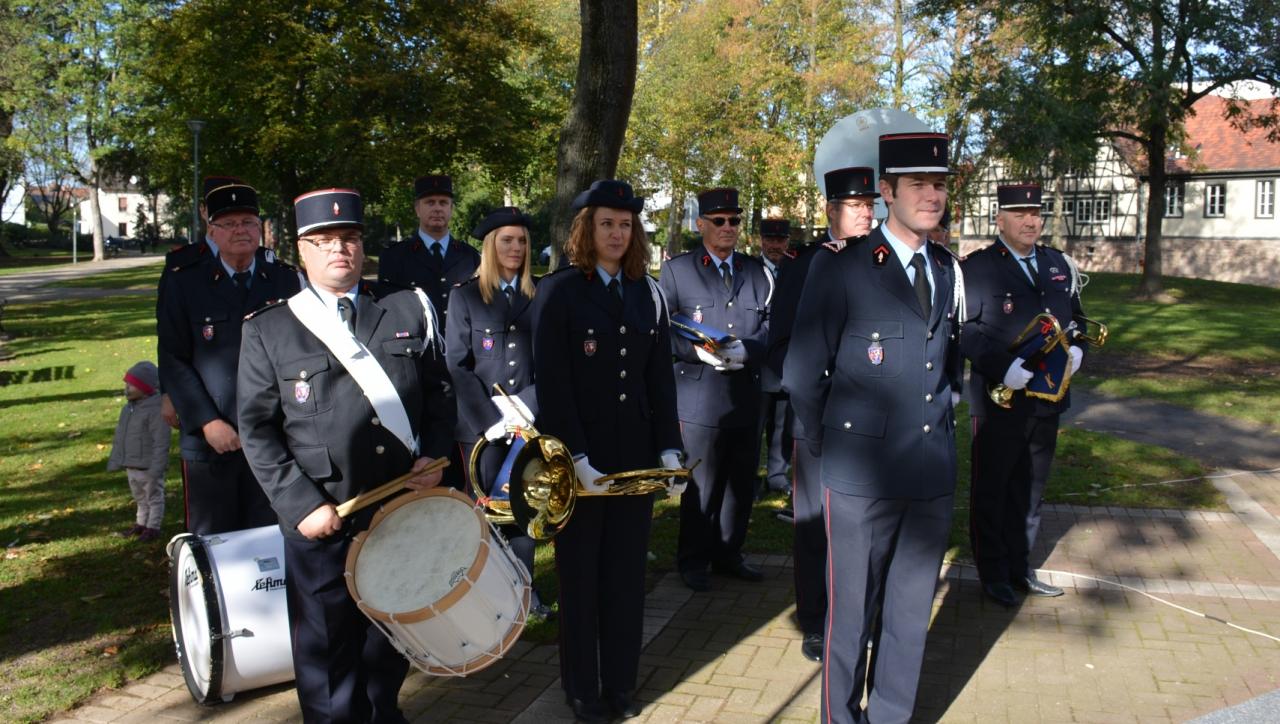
[681,569,711,592]
[566,697,609,723]
[1014,575,1064,597]
[983,581,1020,608]
[604,691,643,719]
[711,560,764,582]
[801,632,823,662]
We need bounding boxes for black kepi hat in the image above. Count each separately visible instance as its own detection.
[759,219,790,238]
[295,188,363,235]
[879,132,951,175]
[997,183,1042,209]
[571,180,644,213]
[472,206,533,241]
[824,166,880,200]
[414,175,453,199]
[697,187,742,216]
[205,183,259,222]
[202,175,242,199]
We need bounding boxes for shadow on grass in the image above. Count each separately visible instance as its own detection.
[0,388,121,413]
[1,296,158,346]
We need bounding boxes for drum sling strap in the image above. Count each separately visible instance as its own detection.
[287,289,419,456]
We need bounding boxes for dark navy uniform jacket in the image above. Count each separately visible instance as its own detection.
[237,283,453,539]
[157,255,302,461]
[659,249,773,429]
[764,242,819,438]
[961,240,1086,419]
[378,234,480,329]
[782,227,963,499]
[532,267,682,474]
[445,278,538,442]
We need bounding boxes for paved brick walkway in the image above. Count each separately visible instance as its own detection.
[51,470,1280,723]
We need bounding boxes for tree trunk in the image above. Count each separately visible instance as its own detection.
[88,161,105,261]
[548,0,639,265]
[665,183,684,259]
[1051,172,1065,249]
[1137,131,1167,298]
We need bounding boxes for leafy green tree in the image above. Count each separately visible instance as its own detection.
[924,0,1280,297]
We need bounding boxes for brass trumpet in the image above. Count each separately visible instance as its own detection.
[469,384,697,540]
[1067,315,1109,348]
[987,312,1109,409]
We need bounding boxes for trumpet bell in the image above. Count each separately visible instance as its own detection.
[508,434,576,541]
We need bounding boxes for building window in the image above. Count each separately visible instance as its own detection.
[988,202,998,224]
[1076,197,1110,224]
[1258,180,1275,218]
[117,196,128,212]
[118,222,128,237]
[1163,183,1184,218]
[1041,198,1055,216]
[1205,183,1226,217]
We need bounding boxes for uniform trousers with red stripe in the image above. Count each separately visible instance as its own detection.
[822,489,952,724]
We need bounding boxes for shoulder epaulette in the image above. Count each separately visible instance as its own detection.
[930,239,963,262]
[821,239,847,253]
[166,243,210,272]
[243,298,289,320]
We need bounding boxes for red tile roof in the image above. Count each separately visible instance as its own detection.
[1172,94,1280,173]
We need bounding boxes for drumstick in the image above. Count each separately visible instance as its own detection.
[335,458,451,518]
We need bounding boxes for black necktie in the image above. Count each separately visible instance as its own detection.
[502,285,514,304]
[910,253,932,319]
[1021,256,1039,289]
[607,278,622,301]
[719,263,732,291]
[430,242,444,266]
[232,271,251,301]
[336,297,356,334]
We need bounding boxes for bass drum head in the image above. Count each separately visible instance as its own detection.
[167,534,222,704]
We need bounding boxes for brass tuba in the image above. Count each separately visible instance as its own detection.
[469,384,697,540]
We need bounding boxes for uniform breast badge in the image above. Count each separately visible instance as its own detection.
[867,332,883,365]
[583,337,597,356]
[1002,296,1014,314]
[202,324,215,341]
[294,380,311,404]
[482,336,495,351]
[692,306,703,324]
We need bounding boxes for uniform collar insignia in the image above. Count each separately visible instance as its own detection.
[872,243,890,265]
[701,254,711,266]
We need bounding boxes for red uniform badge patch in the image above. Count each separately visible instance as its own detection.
[583,339,597,356]
[294,380,311,404]
[202,324,215,341]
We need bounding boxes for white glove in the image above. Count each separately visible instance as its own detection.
[1068,345,1083,375]
[718,339,746,365]
[695,345,728,368]
[951,391,961,407]
[483,419,508,442]
[660,451,687,496]
[491,394,533,428]
[574,457,609,493]
[1002,359,1034,390]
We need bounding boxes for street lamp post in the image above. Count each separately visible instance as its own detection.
[187,119,206,246]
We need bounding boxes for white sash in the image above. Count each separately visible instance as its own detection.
[287,290,419,456]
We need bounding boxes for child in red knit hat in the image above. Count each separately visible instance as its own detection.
[107,361,171,542]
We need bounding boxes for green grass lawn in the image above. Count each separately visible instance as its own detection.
[45,263,166,290]
[0,271,1234,721]
[1074,272,1280,429]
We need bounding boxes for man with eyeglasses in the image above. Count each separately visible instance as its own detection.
[785,134,965,723]
[661,187,774,592]
[156,175,287,430]
[762,165,882,663]
[238,188,452,724]
[157,182,302,535]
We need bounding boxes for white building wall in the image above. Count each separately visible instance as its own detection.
[2,183,24,226]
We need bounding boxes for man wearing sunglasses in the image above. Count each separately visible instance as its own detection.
[157,182,302,535]
[661,187,774,592]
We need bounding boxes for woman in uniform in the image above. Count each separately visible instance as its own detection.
[531,180,684,722]
[445,206,552,618]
